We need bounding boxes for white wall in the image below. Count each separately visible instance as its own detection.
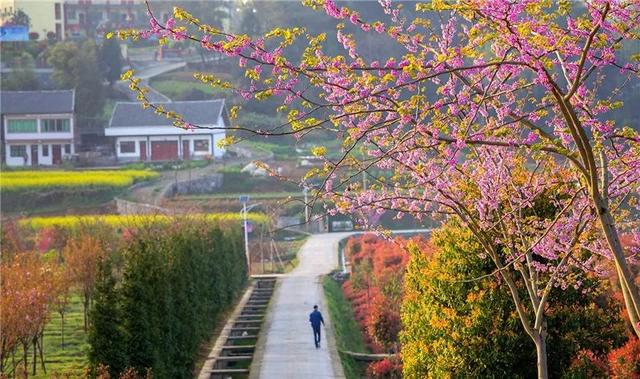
[114,135,225,160]
[4,114,74,141]
[105,125,218,137]
[4,142,74,166]
[212,133,226,159]
[115,136,147,160]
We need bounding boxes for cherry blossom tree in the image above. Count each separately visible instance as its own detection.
[119,1,640,377]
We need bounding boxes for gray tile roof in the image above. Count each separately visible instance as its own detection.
[0,90,75,114]
[109,99,226,127]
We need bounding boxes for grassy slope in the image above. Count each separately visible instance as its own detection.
[150,80,225,99]
[323,275,369,379]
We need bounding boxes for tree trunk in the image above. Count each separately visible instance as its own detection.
[83,295,89,333]
[0,339,4,374]
[11,349,16,379]
[38,332,46,374]
[61,312,65,349]
[12,349,16,379]
[596,199,640,337]
[22,343,27,379]
[32,338,36,376]
[534,334,549,379]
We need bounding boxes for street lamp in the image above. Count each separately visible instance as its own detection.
[239,195,260,275]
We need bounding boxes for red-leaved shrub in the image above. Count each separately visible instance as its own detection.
[565,350,609,378]
[366,358,401,378]
[342,235,428,373]
[609,338,640,378]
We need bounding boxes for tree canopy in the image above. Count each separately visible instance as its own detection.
[118,2,640,377]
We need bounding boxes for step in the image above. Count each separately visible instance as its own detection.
[222,345,256,350]
[230,327,260,331]
[226,335,258,340]
[209,368,249,374]
[213,355,253,361]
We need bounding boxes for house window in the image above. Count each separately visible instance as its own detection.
[42,119,70,132]
[64,144,71,154]
[42,145,49,157]
[194,139,209,152]
[55,3,61,19]
[120,141,136,153]
[7,119,37,133]
[10,145,27,158]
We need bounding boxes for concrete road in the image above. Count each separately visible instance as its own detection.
[251,233,352,379]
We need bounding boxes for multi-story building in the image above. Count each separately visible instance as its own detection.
[1,90,76,166]
[0,0,149,41]
[0,0,66,40]
[1,1,232,41]
[63,0,144,39]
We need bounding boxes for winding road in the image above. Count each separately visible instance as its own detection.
[250,233,352,379]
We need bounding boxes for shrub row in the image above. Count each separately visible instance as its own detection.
[88,220,247,378]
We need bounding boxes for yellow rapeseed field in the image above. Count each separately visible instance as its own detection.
[20,213,270,230]
[0,170,159,192]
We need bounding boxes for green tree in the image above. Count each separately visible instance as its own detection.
[1,52,39,90]
[99,38,123,85]
[120,234,160,376]
[401,222,627,378]
[47,40,105,127]
[4,9,30,27]
[88,257,127,378]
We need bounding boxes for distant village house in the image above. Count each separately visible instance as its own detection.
[1,89,76,166]
[104,99,227,162]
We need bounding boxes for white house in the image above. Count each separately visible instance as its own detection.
[105,99,228,162]
[1,90,76,166]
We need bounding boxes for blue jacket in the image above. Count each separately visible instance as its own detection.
[309,310,324,328]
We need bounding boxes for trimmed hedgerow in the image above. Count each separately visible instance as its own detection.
[88,220,247,378]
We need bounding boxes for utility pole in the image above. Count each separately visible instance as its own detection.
[239,196,260,276]
[240,195,250,276]
[303,187,310,231]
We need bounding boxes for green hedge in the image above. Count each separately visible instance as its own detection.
[88,220,247,378]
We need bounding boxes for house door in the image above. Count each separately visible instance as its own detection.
[140,141,147,161]
[52,145,62,165]
[151,141,178,161]
[182,140,190,160]
[30,145,38,166]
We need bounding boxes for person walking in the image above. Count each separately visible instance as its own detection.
[309,305,325,348]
